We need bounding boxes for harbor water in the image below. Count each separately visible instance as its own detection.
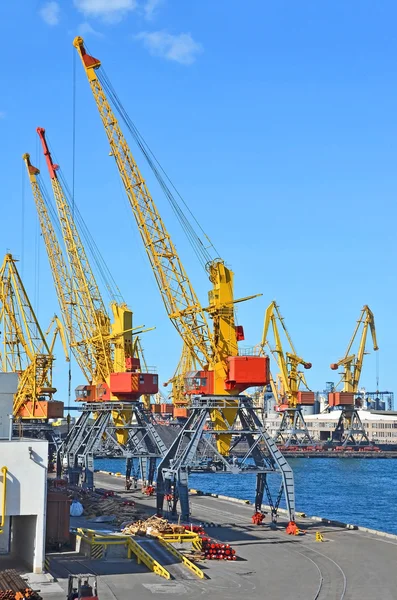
[95,457,397,535]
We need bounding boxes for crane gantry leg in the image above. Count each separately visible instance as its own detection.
[274,408,314,447]
[156,395,295,524]
[332,407,370,447]
[57,402,169,487]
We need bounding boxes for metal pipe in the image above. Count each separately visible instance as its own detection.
[8,415,13,441]
[0,466,8,534]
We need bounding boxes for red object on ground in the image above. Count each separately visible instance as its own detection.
[251,512,265,525]
[286,521,299,535]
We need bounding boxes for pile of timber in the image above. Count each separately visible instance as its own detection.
[122,515,185,537]
[0,570,41,600]
[67,488,145,525]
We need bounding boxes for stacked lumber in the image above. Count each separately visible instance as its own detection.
[66,488,143,525]
[0,570,41,600]
[122,515,184,537]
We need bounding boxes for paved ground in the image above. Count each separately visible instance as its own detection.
[39,472,397,600]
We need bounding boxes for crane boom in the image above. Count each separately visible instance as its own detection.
[262,301,312,409]
[73,37,212,370]
[36,127,112,383]
[27,134,158,410]
[23,153,93,382]
[331,305,378,393]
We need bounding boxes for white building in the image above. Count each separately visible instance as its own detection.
[0,373,48,573]
[264,409,397,444]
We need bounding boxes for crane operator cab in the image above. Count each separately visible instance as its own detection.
[67,575,98,600]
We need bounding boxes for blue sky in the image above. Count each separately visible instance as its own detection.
[0,0,395,404]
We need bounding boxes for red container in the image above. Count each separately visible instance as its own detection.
[151,404,161,414]
[174,407,189,418]
[226,356,270,388]
[297,392,315,405]
[328,392,354,406]
[110,372,159,397]
[46,491,70,548]
[161,403,174,414]
[18,400,64,419]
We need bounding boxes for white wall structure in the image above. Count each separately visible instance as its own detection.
[0,439,48,573]
[0,373,17,439]
[263,410,397,443]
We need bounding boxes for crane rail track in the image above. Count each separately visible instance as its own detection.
[289,544,347,600]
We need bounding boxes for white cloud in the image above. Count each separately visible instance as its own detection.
[135,31,202,65]
[39,1,60,26]
[74,0,137,23]
[76,22,102,36]
[143,0,163,20]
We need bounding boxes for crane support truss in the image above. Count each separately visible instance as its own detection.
[57,402,168,488]
[331,409,370,447]
[156,396,295,523]
[274,409,313,447]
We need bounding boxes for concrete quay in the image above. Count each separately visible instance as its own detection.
[41,471,397,600]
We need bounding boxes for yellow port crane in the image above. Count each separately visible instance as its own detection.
[163,343,198,408]
[261,301,315,446]
[329,305,378,446]
[23,140,162,487]
[73,36,267,455]
[73,37,296,525]
[26,133,157,410]
[0,253,64,422]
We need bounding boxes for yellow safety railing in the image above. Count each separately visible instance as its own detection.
[0,467,8,535]
[77,528,128,546]
[76,528,171,580]
[127,538,171,580]
[159,531,200,544]
[158,537,205,579]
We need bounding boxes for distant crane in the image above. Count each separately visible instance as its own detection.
[73,36,296,525]
[163,343,197,408]
[329,305,378,445]
[261,301,315,446]
[0,253,65,426]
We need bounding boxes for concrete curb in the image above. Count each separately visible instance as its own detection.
[354,526,397,540]
[96,471,397,541]
[189,489,397,540]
